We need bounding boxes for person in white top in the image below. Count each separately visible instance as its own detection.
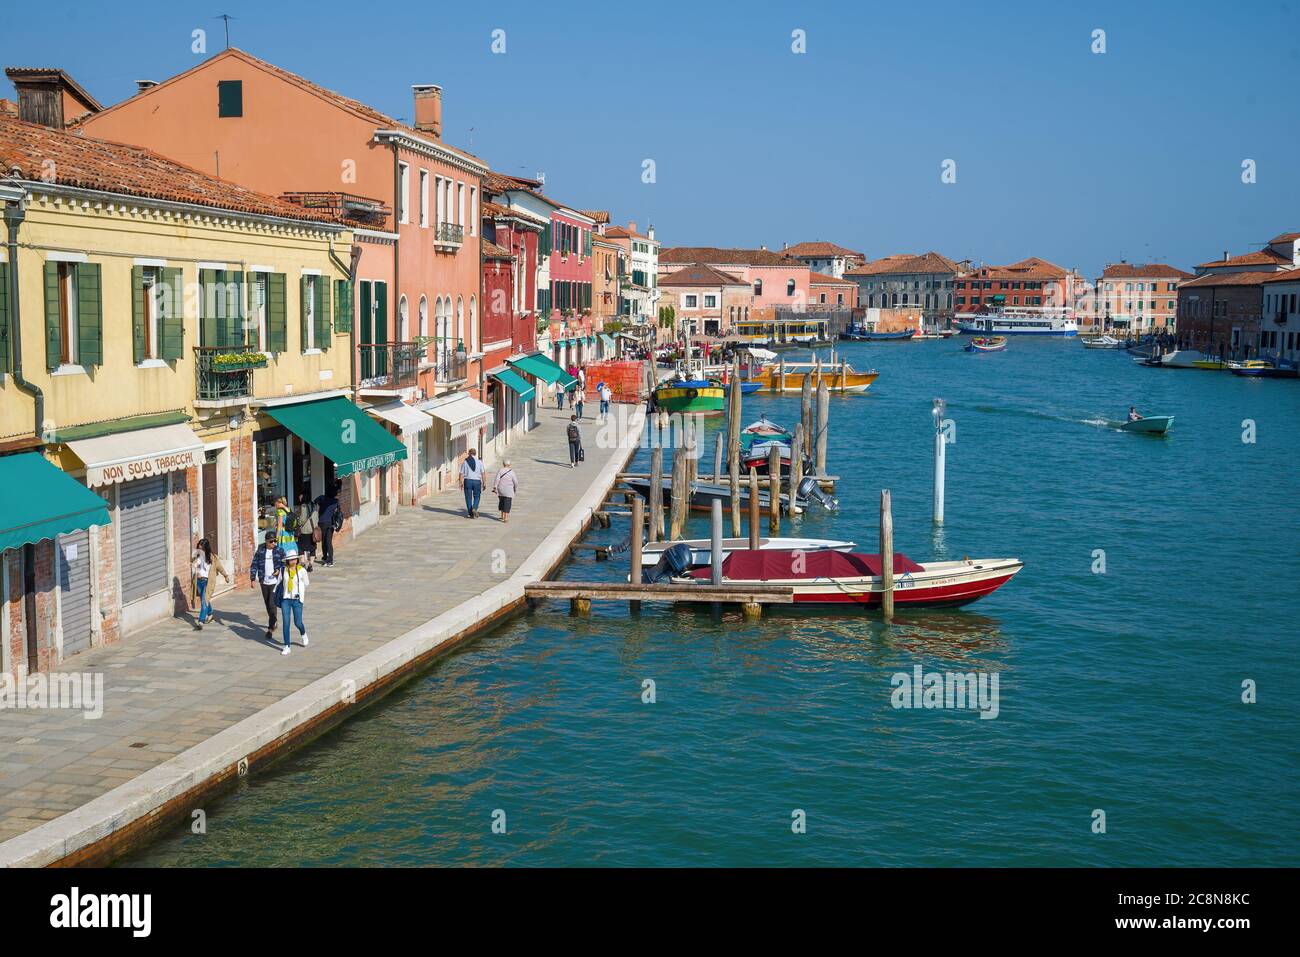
[276,545,310,656]
[493,458,518,523]
[190,537,229,630]
[459,448,486,518]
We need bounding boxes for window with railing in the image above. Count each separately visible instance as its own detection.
[195,345,265,401]
[436,221,465,245]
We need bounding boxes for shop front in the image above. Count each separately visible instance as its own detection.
[364,399,435,505]
[257,394,407,542]
[487,366,536,460]
[419,393,495,487]
[61,421,205,635]
[0,452,114,675]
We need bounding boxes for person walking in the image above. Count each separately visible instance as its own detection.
[295,492,318,571]
[314,483,341,567]
[274,495,295,550]
[493,458,518,523]
[459,448,486,518]
[599,382,612,419]
[575,387,585,420]
[275,545,309,656]
[557,382,566,410]
[250,530,285,639]
[190,537,229,630]
[567,415,583,468]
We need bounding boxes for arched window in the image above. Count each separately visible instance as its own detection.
[456,296,464,346]
[419,296,428,339]
[786,279,796,296]
[753,278,762,297]
[398,295,409,341]
[436,297,448,357]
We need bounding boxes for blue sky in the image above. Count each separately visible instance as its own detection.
[4,0,1296,277]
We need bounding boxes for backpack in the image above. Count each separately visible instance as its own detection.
[284,509,301,533]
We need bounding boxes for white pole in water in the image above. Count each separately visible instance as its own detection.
[710,498,724,585]
[932,397,946,525]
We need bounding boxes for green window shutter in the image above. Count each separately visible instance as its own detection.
[131,265,146,364]
[199,268,216,347]
[0,262,10,371]
[317,278,331,350]
[217,80,243,118]
[76,263,103,367]
[214,270,230,347]
[161,267,184,360]
[375,282,388,343]
[359,281,372,343]
[227,270,245,346]
[267,273,287,352]
[334,279,352,334]
[300,275,309,352]
[44,261,61,370]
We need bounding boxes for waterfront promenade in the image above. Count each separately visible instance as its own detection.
[0,404,643,865]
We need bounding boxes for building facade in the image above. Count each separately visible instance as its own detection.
[781,241,865,279]
[659,264,750,338]
[1093,262,1192,333]
[847,252,963,325]
[0,115,417,678]
[954,257,1085,321]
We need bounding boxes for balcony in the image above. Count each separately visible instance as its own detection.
[435,221,464,251]
[358,341,421,391]
[194,346,265,405]
[433,348,469,384]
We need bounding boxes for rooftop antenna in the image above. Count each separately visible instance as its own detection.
[468,126,475,150]
[215,14,235,49]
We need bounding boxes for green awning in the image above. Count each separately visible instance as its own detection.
[266,396,406,477]
[600,333,616,348]
[509,352,577,389]
[492,368,536,402]
[0,453,112,553]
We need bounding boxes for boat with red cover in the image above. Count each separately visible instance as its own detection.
[682,549,1022,608]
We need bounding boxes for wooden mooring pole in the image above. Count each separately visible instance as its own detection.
[748,467,761,550]
[768,445,781,534]
[648,446,664,542]
[880,489,895,621]
[800,371,813,443]
[790,423,804,517]
[815,377,830,476]
[630,496,644,612]
[727,358,743,536]
[713,431,724,483]
[710,498,723,585]
[669,442,688,541]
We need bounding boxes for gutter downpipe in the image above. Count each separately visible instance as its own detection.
[327,233,357,402]
[2,185,45,442]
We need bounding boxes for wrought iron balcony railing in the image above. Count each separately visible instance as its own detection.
[195,345,264,402]
[433,348,468,383]
[358,341,421,390]
[435,222,465,246]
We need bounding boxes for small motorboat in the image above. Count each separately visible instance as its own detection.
[741,416,792,440]
[1191,358,1231,370]
[653,379,725,414]
[679,549,1024,609]
[1119,415,1174,434]
[642,537,857,569]
[1081,335,1124,349]
[1230,359,1299,379]
[965,336,1007,353]
[622,476,838,514]
[862,328,916,341]
[725,381,763,395]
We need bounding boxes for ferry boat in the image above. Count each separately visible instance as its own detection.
[681,550,1024,608]
[751,360,879,393]
[956,308,1078,337]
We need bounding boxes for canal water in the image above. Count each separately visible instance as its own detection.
[124,339,1300,866]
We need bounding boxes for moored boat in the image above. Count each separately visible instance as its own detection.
[622,476,838,514]
[965,336,1007,353]
[642,537,856,569]
[1081,335,1124,349]
[680,550,1023,608]
[751,360,879,393]
[653,379,725,414]
[1230,359,1299,379]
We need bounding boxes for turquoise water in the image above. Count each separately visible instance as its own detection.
[124,339,1300,866]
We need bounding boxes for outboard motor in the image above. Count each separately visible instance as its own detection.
[642,542,694,583]
[798,476,839,512]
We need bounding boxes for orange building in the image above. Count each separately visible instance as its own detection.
[75,48,492,501]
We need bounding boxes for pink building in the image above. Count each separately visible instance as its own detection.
[658,247,811,310]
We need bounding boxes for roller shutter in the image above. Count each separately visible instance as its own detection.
[118,476,168,603]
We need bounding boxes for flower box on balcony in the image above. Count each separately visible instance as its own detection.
[212,352,269,371]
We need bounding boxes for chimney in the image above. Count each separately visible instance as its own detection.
[759,244,767,251]
[412,84,442,140]
[135,79,158,94]
[647,225,655,241]
[626,220,637,235]
[1223,250,1230,262]
[5,67,101,128]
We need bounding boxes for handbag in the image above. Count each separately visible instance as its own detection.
[313,526,323,543]
[578,445,586,462]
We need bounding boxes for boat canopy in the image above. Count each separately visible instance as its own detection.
[691,549,926,580]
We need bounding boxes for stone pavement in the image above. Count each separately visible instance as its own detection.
[0,404,639,849]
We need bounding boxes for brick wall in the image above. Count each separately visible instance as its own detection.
[92,508,121,650]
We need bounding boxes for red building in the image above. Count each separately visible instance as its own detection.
[548,206,596,321]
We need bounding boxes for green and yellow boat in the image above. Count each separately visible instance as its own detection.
[653,378,726,415]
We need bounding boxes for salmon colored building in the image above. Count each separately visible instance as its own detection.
[658,247,810,311]
[75,47,494,501]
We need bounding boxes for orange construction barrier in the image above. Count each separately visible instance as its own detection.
[579,360,647,404]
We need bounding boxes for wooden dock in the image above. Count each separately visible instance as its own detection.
[524,581,794,618]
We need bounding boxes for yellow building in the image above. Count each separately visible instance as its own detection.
[1,114,404,674]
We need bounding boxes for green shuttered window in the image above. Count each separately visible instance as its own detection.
[43,261,103,369]
[267,272,287,352]
[334,279,352,334]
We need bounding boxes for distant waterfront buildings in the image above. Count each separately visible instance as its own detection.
[1093,262,1193,334]
[1176,231,1299,356]
[846,252,965,325]
[781,241,865,279]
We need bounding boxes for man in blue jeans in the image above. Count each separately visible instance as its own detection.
[459,448,485,518]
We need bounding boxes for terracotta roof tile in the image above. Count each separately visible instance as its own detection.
[783,241,863,259]
[808,271,855,285]
[1195,249,1289,269]
[0,114,335,222]
[1100,262,1194,280]
[963,256,1069,281]
[659,264,748,287]
[1268,231,1300,244]
[846,251,957,276]
[1260,268,1300,284]
[482,240,512,260]
[579,209,609,224]
[1180,270,1277,288]
[660,246,798,266]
